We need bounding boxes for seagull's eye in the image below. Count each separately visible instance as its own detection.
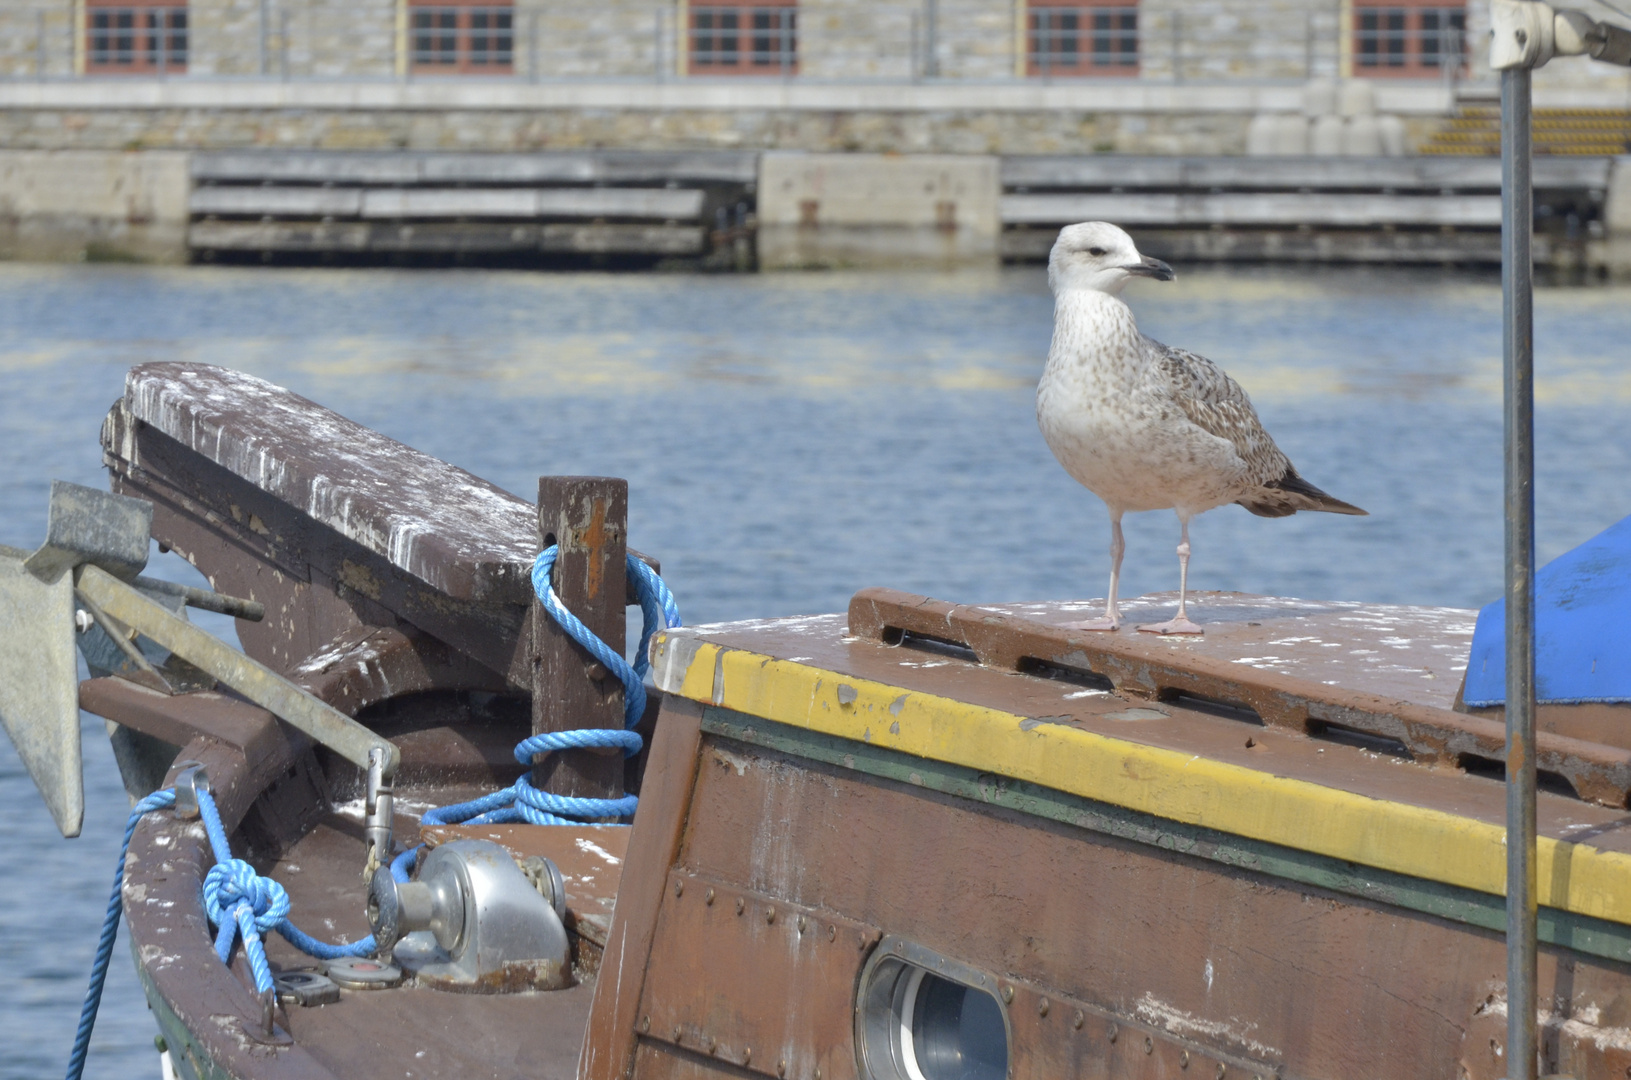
[1088,247,1107,257]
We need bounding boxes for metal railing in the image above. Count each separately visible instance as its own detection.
[0,2,1444,86]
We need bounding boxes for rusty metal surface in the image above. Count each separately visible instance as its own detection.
[670,604,1631,847]
[849,588,1631,808]
[583,697,706,1080]
[662,731,1631,1080]
[637,870,881,1080]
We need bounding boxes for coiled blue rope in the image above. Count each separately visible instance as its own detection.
[66,785,374,1080]
[418,547,681,830]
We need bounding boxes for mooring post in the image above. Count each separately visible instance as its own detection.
[532,477,628,805]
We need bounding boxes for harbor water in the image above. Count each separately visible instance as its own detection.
[2,261,1629,1078]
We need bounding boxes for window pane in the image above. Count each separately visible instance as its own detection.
[91,11,112,64]
[116,11,135,65]
[168,9,187,65]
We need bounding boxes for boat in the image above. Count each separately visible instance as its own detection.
[7,8,1631,1077]
[0,355,1626,1080]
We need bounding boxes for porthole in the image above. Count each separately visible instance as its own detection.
[856,937,1011,1080]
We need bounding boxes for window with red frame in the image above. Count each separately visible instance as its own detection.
[689,0,796,75]
[411,0,513,74]
[1027,0,1138,77]
[1354,1,1465,77]
[86,0,186,74]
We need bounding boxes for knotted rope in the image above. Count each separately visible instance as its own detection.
[67,784,375,1080]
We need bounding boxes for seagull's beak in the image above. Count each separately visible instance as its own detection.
[1125,256,1175,282]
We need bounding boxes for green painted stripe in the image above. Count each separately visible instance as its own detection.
[701,706,1631,967]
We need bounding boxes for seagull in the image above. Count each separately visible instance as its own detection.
[1036,222,1366,635]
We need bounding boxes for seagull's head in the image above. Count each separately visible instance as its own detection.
[1048,222,1175,297]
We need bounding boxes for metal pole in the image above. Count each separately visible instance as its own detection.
[259,0,268,74]
[37,10,47,77]
[1501,61,1537,1080]
[279,8,289,80]
[653,8,663,83]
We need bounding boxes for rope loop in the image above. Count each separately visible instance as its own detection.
[203,858,291,933]
[421,547,682,831]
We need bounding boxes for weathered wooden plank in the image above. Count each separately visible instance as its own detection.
[191,150,758,186]
[120,362,540,605]
[532,477,627,803]
[1000,154,1612,191]
[187,220,706,255]
[1001,190,1503,227]
[359,186,705,221]
[188,186,365,218]
[360,188,539,218]
[1000,224,1508,264]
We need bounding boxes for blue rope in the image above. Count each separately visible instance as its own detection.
[420,548,681,829]
[66,786,375,1080]
[65,789,174,1080]
[67,547,681,1078]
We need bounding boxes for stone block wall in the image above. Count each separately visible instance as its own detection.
[531,0,667,80]
[191,0,397,77]
[0,5,75,77]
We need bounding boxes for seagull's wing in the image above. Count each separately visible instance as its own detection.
[1144,337,1367,518]
[1144,337,1289,486]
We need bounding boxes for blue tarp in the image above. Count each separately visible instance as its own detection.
[1463,512,1631,707]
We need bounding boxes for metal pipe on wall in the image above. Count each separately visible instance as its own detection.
[1500,60,1538,1080]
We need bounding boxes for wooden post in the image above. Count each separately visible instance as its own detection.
[532,477,627,803]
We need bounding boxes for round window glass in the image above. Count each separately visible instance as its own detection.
[900,968,1008,1080]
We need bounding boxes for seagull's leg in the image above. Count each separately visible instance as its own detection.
[1139,512,1204,636]
[1066,510,1124,631]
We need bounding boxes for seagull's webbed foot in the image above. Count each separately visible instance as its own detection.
[1137,616,1203,636]
[1064,616,1121,632]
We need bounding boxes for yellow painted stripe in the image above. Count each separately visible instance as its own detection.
[668,638,1631,927]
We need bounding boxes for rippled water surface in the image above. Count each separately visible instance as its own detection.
[2,261,1629,1078]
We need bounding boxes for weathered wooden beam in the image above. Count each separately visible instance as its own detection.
[531,477,627,804]
[999,154,1612,192]
[186,221,707,256]
[1001,191,1503,228]
[189,149,758,187]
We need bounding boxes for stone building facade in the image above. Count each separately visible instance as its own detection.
[0,0,1624,154]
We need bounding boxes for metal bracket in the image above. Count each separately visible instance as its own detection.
[76,564,400,778]
[363,746,395,881]
[172,762,209,820]
[1491,1,1631,70]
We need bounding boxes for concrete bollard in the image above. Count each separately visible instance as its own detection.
[756,152,1000,269]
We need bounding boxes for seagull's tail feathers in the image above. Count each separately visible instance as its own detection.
[1237,468,1368,518]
